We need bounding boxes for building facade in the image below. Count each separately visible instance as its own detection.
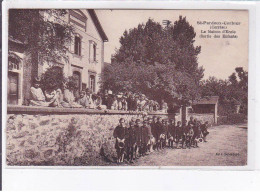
[8,9,108,105]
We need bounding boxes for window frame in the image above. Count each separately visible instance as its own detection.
[93,44,97,62]
[88,71,96,93]
[74,36,82,56]
[89,40,97,63]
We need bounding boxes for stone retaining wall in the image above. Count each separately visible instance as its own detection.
[188,113,215,125]
[6,106,173,166]
[6,106,214,166]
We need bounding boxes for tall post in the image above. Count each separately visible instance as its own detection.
[215,102,218,124]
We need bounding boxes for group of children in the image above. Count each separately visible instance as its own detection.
[29,76,168,113]
[113,116,209,164]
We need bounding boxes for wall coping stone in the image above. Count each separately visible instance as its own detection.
[7,105,175,116]
[189,113,214,116]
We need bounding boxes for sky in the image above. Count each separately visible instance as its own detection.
[95,9,248,80]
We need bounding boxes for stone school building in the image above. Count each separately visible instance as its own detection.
[8,9,108,106]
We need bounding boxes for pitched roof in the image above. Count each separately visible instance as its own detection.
[193,96,219,105]
[87,9,108,42]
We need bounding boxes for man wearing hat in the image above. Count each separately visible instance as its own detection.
[106,90,114,109]
[127,93,137,111]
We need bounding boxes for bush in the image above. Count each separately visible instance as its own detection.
[219,113,247,125]
[227,113,247,124]
[40,66,66,90]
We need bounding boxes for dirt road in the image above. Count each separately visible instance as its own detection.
[128,124,247,166]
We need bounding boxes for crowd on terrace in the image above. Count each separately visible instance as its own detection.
[29,76,169,113]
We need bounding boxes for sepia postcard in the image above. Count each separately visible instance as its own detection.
[3,3,250,169]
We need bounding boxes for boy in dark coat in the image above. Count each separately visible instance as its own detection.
[175,121,182,149]
[140,120,150,156]
[125,121,136,163]
[181,120,188,149]
[155,117,163,150]
[160,119,168,149]
[113,118,127,163]
[191,119,200,148]
[134,119,142,159]
[151,116,157,149]
[188,116,195,127]
[168,119,176,148]
[186,121,194,149]
[201,121,209,142]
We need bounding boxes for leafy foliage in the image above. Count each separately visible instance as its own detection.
[66,75,79,90]
[9,9,75,64]
[200,67,248,115]
[103,17,204,105]
[40,66,66,91]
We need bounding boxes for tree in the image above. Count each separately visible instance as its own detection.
[229,67,248,114]
[171,16,203,80]
[105,17,204,106]
[9,9,75,65]
[40,66,66,91]
[200,67,248,115]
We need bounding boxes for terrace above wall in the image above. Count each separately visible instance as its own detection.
[7,105,171,116]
